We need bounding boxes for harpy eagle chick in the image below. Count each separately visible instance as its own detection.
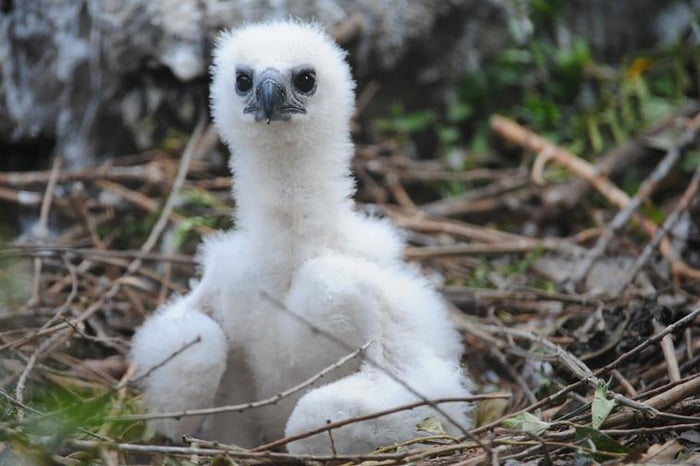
[130,20,472,454]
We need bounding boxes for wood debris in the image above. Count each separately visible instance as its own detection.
[1,109,699,465]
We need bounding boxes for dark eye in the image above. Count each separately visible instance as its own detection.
[236,72,252,94]
[293,70,316,94]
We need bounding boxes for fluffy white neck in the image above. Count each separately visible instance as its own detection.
[230,133,355,249]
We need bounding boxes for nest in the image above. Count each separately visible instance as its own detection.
[1,113,699,465]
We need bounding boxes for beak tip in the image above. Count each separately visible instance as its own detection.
[258,72,285,125]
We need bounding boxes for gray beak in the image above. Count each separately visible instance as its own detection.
[257,70,287,125]
[243,67,306,124]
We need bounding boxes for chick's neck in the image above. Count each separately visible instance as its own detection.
[231,135,355,252]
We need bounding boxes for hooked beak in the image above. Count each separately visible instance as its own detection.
[243,68,306,124]
[258,76,286,124]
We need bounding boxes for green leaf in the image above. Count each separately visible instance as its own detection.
[377,109,435,135]
[469,128,488,154]
[438,126,460,146]
[681,150,700,172]
[447,101,473,123]
[502,412,551,435]
[212,457,239,466]
[640,95,676,123]
[180,188,228,209]
[531,0,563,18]
[591,382,616,429]
[575,426,628,454]
[641,203,665,225]
[644,126,685,151]
[584,113,603,153]
[417,416,447,436]
[171,215,221,249]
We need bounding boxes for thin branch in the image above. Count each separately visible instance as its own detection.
[653,318,681,383]
[259,291,492,454]
[390,214,542,244]
[39,255,79,330]
[490,115,629,207]
[405,239,561,259]
[490,114,700,286]
[420,173,530,218]
[67,439,410,462]
[110,339,374,420]
[0,246,195,265]
[14,328,71,421]
[0,159,165,186]
[252,393,510,452]
[1,388,43,416]
[603,374,700,427]
[613,165,700,295]
[130,117,207,272]
[571,113,700,283]
[602,422,700,436]
[123,336,202,390]
[598,305,700,374]
[475,321,700,424]
[9,338,201,430]
[0,120,208,354]
[28,155,62,306]
[462,306,700,435]
[0,187,42,205]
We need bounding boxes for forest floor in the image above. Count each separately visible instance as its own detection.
[1,105,700,465]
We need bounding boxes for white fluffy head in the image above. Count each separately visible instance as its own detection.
[211,21,356,151]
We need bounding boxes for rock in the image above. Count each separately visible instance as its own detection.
[0,0,696,168]
[1,0,502,167]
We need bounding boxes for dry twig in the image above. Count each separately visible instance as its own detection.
[490,114,700,288]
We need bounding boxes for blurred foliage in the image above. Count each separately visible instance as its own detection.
[1,378,146,464]
[379,0,700,172]
[0,256,31,307]
[0,216,29,307]
[172,188,232,251]
[375,0,700,310]
[3,3,700,464]
[574,426,628,460]
[682,149,700,172]
[96,188,232,253]
[102,211,158,249]
[377,104,436,136]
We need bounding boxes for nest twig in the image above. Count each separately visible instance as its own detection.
[1,107,699,465]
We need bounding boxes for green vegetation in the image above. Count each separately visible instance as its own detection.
[379,0,699,171]
[172,188,232,251]
[3,2,699,464]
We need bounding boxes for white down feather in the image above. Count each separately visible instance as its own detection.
[130,20,473,454]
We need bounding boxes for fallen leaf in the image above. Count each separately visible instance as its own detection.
[417,416,447,436]
[591,382,615,429]
[574,426,628,455]
[474,396,510,426]
[638,439,684,462]
[502,412,551,435]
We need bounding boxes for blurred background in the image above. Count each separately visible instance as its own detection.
[2,0,700,235]
[2,0,699,166]
[2,2,700,464]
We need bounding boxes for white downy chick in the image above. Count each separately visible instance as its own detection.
[130,20,472,454]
